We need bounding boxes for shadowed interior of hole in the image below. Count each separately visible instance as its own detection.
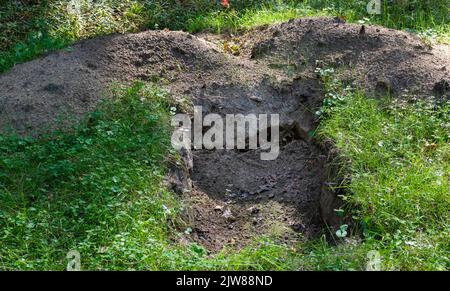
[187,121,331,251]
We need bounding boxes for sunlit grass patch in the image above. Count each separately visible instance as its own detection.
[0,82,183,270]
[316,70,449,270]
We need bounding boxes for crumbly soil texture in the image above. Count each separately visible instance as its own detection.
[1,17,449,252]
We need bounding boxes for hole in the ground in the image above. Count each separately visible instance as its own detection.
[170,76,336,252]
[185,127,329,252]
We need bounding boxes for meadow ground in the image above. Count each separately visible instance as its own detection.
[0,1,448,270]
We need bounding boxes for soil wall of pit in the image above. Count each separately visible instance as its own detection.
[1,17,449,251]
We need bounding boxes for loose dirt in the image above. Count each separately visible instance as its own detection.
[1,17,448,252]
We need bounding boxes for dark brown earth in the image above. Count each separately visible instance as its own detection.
[1,17,449,252]
[188,140,327,251]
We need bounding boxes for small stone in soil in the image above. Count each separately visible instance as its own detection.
[247,206,260,214]
[238,190,250,199]
[223,208,236,222]
[257,185,270,193]
[249,95,263,102]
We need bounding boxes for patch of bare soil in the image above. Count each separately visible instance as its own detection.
[1,17,448,252]
[187,139,327,251]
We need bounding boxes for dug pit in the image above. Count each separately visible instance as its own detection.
[188,138,328,251]
[1,17,448,252]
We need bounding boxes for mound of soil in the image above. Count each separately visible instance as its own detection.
[1,17,448,252]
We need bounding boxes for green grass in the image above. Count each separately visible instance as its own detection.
[0,82,184,270]
[314,68,449,270]
[1,0,449,73]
